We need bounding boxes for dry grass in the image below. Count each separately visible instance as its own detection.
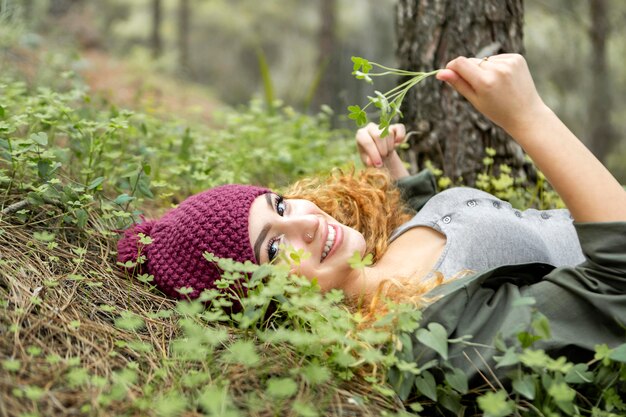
[0,199,404,417]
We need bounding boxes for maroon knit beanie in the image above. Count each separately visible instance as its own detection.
[117,184,269,300]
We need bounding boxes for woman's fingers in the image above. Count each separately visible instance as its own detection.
[388,123,406,146]
[436,68,474,100]
[438,54,544,133]
[356,124,383,167]
[356,123,406,167]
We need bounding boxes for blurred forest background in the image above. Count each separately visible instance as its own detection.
[1,0,625,181]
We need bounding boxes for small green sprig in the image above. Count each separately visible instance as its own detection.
[348,56,440,137]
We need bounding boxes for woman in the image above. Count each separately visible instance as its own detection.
[118,54,626,383]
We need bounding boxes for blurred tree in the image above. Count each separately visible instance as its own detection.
[396,0,529,184]
[178,0,191,73]
[25,0,33,22]
[312,0,338,111]
[48,0,83,17]
[151,0,163,58]
[588,0,615,163]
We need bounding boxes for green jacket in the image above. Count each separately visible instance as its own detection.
[395,171,626,387]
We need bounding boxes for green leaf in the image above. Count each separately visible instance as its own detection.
[440,391,463,415]
[564,363,593,383]
[74,208,88,228]
[548,382,576,414]
[302,362,331,385]
[416,322,448,359]
[347,105,367,127]
[517,331,541,348]
[37,159,52,179]
[137,177,154,198]
[87,176,105,190]
[114,312,144,331]
[153,391,187,417]
[198,385,240,417]
[23,385,45,401]
[445,367,468,394]
[348,251,373,269]
[175,300,203,316]
[266,377,298,399]
[223,340,260,367]
[531,313,551,340]
[594,343,612,366]
[512,374,536,400]
[113,193,135,205]
[608,343,626,363]
[519,349,550,368]
[476,390,514,417]
[66,367,90,388]
[494,347,519,368]
[30,132,48,146]
[414,371,437,401]
[2,359,20,372]
[33,231,55,242]
[351,56,372,73]
[292,401,318,417]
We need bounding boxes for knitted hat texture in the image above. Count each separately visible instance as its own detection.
[117,184,269,299]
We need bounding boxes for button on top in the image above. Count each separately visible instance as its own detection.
[467,200,477,207]
[541,212,551,220]
[442,215,451,224]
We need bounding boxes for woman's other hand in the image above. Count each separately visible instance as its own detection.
[436,54,546,137]
[356,123,409,180]
[438,53,626,222]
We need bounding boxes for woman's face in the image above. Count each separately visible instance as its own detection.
[247,193,366,292]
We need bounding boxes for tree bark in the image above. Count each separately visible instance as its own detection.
[151,0,163,59]
[313,0,338,111]
[178,0,191,73]
[588,0,615,163]
[396,0,527,184]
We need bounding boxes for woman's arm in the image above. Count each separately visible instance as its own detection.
[437,54,626,222]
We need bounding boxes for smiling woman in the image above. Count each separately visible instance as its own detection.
[117,54,626,388]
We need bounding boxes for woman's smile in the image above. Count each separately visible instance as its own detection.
[321,223,341,262]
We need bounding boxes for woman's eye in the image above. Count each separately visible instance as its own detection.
[275,195,286,216]
[267,238,280,262]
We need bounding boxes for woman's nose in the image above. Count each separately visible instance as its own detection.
[284,214,319,244]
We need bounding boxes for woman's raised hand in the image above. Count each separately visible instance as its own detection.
[438,53,626,222]
[436,54,546,137]
[356,123,409,180]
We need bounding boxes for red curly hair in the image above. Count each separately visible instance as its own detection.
[285,167,413,262]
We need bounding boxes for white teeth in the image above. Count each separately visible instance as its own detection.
[321,225,336,261]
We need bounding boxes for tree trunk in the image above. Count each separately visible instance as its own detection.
[48,0,80,17]
[23,0,34,22]
[396,0,527,184]
[151,0,163,59]
[178,0,191,73]
[588,0,614,163]
[313,0,338,111]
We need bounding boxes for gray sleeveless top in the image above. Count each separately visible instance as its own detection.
[389,187,585,280]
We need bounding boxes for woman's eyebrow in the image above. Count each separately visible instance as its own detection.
[253,193,274,262]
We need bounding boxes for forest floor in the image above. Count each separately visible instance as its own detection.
[78,49,221,123]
